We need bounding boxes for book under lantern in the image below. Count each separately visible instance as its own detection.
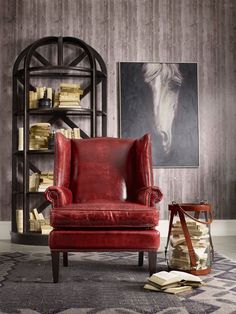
[169,220,210,271]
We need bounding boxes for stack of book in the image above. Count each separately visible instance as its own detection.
[144,270,204,294]
[56,128,81,139]
[170,220,209,270]
[29,123,51,150]
[57,83,83,108]
[38,172,53,192]
[29,208,53,234]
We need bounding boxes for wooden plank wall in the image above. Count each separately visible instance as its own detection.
[0,0,235,220]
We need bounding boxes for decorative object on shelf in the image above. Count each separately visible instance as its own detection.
[12,36,107,245]
[165,202,214,275]
[38,97,51,108]
[119,62,199,167]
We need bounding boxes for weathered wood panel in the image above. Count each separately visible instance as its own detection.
[0,0,235,220]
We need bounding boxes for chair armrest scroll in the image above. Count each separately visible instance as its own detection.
[137,186,163,207]
[45,186,73,208]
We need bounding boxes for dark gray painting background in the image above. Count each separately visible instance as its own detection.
[120,62,199,167]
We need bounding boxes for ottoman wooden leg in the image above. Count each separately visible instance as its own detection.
[138,251,144,266]
[63,252,68,267]
[148,251,157,275]
[51,251,60,283]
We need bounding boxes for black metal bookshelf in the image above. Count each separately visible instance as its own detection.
[12,36,107,245]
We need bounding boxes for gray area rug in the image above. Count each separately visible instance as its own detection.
[0,251,236,314]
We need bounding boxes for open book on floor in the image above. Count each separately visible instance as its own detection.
[144,283,193,294]
[144,270,204,294]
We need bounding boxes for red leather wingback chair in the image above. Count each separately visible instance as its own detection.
[45,132,163,282]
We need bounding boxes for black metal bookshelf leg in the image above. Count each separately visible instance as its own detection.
[63,252,68,267]
[148,251,157,275]
[138,251,144,266]
[51,251,60,283]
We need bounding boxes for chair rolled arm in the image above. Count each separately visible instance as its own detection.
[45,186,73,208]
[137,186,163,207]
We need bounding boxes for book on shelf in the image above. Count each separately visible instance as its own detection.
[16,209,23,233]
[32,208,41,220]
[59,93,83,101]
[36,87,46,99]
[29,91,38,109]
[60,83,83,92]
[58,102,81,108]
[38,172,53,192]
[29,172,53,192]
[41,225,53,235]
[29,173,40,192]
[73,128,80,139]
[18,127,24,150]
[46,87,53,100]
[29,208,52,234]
[144,270,203,294]
[56,128,81,139]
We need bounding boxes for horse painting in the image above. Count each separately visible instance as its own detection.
[142,63,183,155]
[119,62,199,167]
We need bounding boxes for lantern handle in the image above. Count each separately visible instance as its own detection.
[172,202,214,225]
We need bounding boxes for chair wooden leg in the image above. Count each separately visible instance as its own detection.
[148,251,157,275]
[63,252,68,267]
[138,251,144,266]
[51,251,60,283]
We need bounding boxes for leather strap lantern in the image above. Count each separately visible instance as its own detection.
[165,202,214,275]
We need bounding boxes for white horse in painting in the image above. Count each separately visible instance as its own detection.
[143,63,183,155]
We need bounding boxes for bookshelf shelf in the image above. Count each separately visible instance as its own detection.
[15,150,54,155]
[12,36,107,245]
[11,231,48,245]
[15,66,106,78]
[14,109,107,116]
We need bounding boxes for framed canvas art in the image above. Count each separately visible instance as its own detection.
[118,62,199,167]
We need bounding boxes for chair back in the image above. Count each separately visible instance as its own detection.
[54,133,153,203]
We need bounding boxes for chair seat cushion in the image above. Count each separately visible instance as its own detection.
[49,229,160,250]
[50,201,159,228]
